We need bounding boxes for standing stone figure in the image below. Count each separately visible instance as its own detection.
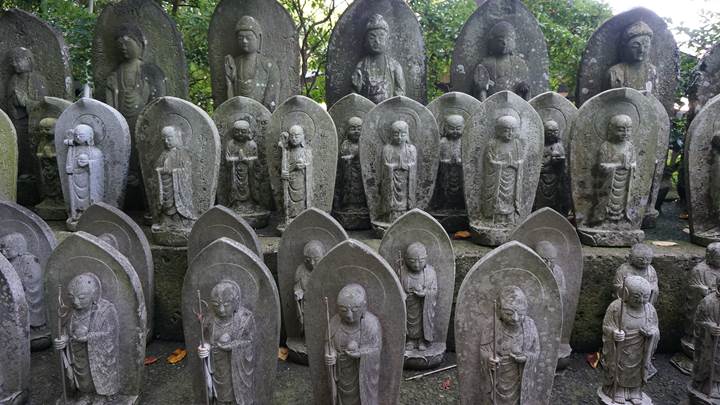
[711,135,720,223]
[401,242,438,352]
[36,117,64,217]
[606,21,657,93]
[54,273,120,404]
[473,21,530,101]
[294,240,323,335]
[433,114,465,212]
[381,120,417,223]
[335,117,366,214]
[64,124,105,228]
[535,240,566,295]
[224,16,280,111]
[482,116,524,226]
[683,243,720,366]
[324,283,382,405]
[197,280,256,405]
[614,243,659,304]
[689,277,720,403]
[599,275,659,405]
[534,120,567,211]
[6,46,47,145]
[0,253,29,405]
[154,125,196,234]
[279,125,313,225]
[225,119,261,213]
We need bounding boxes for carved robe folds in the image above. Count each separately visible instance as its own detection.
[352,56,405,104]
[226,138,259,209]
[401,265,437,344]
[66,145,104,219]
[282,146,312,220]
[482,139,523,224]
[595,140,636,223]
[381,143,416,222]
[156,147,195,223]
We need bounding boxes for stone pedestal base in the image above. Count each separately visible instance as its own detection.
[56,394,139,405]
[469,224,511,247]
[557,343,572,370]
[333,207,370,230]
[578,227,644,247]
[237,208,270,229]
[152,225,191,246]
[371,220,391,238]
[691,230,720,247]
[65,217,79,231]
[286,337,308,365]
[597,386,652,405]
[403,342,445,370]
[671,352,693,375]
[34,199,66,221]
[430,209,468,233]
[642,209,660,229]
[688,383,720,405]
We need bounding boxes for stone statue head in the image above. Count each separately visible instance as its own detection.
[498,285,528,327]
[235,15,263,54]
[0,233,27,260]
[115,24,146,61]
[231,120,253,142]
[337,283,367,325]
[621,21,653,63]
[711,134,720,152]
[288,125,305,147]
[390,120,409,146]
[706,242,720,268]
[98,233,120,250]
[543,120,560,144]
[365,14,389,55]
[494,115,519,142]
[10,47,34,74]
[535,240,557,267]
[210,279,243,320]
[443,115,465,140]
[346,117,363,143]
[162,125,183,150]
[68,272,102,311]
[607,114,632,143]
[39,117,57,138]
[628,243,653,269]
[404,242,428,273]
[488,21,516,56]
[303,240,325,271]
[72,124,95,146]
[622,275,652,308]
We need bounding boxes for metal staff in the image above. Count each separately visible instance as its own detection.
[491,299,497,405]
[612,277,627,399]
[324,297,337,405]
[194,290,211,405]
[57,285,70,404]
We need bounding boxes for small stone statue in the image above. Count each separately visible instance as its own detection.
[334,117,366,215]
[324,283,382,405]
[380,120,417,223]
[6,46,47,137]
[64,124,105,229]
[593,114,637,226]
[482,116,524,226]
[710,135,720,223]
[352,14,405,104]
[294,240,324,334]
[197,279,256,404]
[607,21,657,93]
[535,240,566,296]
[154,125,196,236]
[599,275,659,405]
[225,16,280,111]
[473,21,530,101]
[614,243,658,304]
[35,117,64,218]
[534,120,567,212]
[432,114,465,212]
[279,125,313,225]
[54,272,120,404]
[684,243,720,362]
[480,286,539,404]
[225,119,261,213]
[689,277,720,403]
[400,242,438,352]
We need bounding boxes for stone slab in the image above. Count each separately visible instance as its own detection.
[0,107,17,202]
[0,253,29,404]
[187,205,262,261]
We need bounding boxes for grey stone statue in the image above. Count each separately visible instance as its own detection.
[0,108,17,202]
[63,124,105,229]
[598,275,659,405]
[614,244,659,304]
[224,121,261,212]
[294,240,324,336]
[687,42,720,126]
[606,21,657,94]
[0,253,29,405]
[279,125,313,225]
[35,118,64,218]
[154,125,196,237]
[400,242,438,353]
[482,116,524,226]
[688,277,720,404]
[380,120,417,223]
[594,115,637,226]
[473,21,530,100]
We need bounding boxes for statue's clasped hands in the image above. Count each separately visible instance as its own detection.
[54,335,69,350]
[613,329,626,342]
[197,343,211,359]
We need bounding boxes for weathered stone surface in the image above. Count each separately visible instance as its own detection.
[455,241,562,405]
[277,207,348,363]
[688,41,720,124]
[529,91,576,214]
[46,231,146,403]
[379,208,455,370]
[267,96,338,232]
[643,92,671,229]
[213,96,272,228]
[0,107,17,202]
[510,207,583,365]
[208,0,300,111]
[0,9,72,205]
[329,93,375,230]
[326,0,426,106]
[136,96,221,246]
[182,237,280,405]
[463,90,543,246]
[55,98,131,230]
[77,202,155,340]
[576,7,679,117]
[360,96,439,236]
[305,239,406,405]
[687,277,720,404]
[451,0,549,101]
[427,92,481,231]
[0,253,29,404]
[570,87,660,247]
[187,205,262,261]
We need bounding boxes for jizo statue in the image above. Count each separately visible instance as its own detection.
[225,16,280,111]
[351,14,406,104]
[6,46,47,126]
[710,134,720,222]
[279,125,312,224]
[294,240,324,335]
[607,21,657,93]
[381,120,417,223]
[534,120,567,212]
[684,243,720,358]
[614,243,659,304]
[435,114,465,211]
[64,124,104,225]
[225,119,261,213]
[535,240,566,296]
[482,115,524,226]
[473,21,530,101]
[324,283,382,405]
[690,277,720,402]
[336,116,366,212]
[54,273,120,403]
[197,280,256,404]
[36,117,63,210]
[400,242,438,352]
[155,125,196,232]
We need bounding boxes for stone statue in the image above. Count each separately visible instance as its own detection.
[105,24,166,132]
[54,272,120,404]
[380,120,417,223]
[534,120,567,211]
[64,124,105,228]
[0,232,49,351]
[614,243,658,304]
[197,279,256,405]
[535,240,566,296]
[606,21,658,94]
[294,240,324,335]
[324,283,382,405]
[36,117,64,217]
[593,114,637,226]
[711,134,720,223]
[351,14,406,104]
[154,125,196,234]
[473,21,530,101]
[689,277,720,403]
[684,243,720,363]
[5,46,47,140]
[599,275,659,405]
[335,117,366,214]
[0,253,29,405]
[433,114,465,212]
[400,242,438,352]
[225,119,261,213]
[279,125,313,225]
[224,16,280,111]
[482,116,524,225]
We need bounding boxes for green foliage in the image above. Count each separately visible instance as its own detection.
[675,8,720,56]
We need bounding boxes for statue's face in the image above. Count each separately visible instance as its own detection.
[117,35,142,60]
[405,252,427,273]
[211,285,239,320]
[346,119,362,142]
[303,252,322,271]
[232,121,252,141]
[366,29,388,55]
[490,32,515,56]
[610,120,632,142]
[237,30,259,54]
[708,248,720,267]
[289,128,305,147]
[338,298,365,325]
[495,121,516,142]
[0,234,25,259]
[40,121,55,137]
[11,51,31,74]
[391,123,408,145]
[627,288,650,308]
[69,285,95,311]
[629,252,652,269]
[73,126,94,145]
[162,128,180,149]
[626,35,651,62]
[444,118,464,140]
[544,124,559,143]
[499,306,524,327]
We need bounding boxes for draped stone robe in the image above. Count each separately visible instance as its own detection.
[66,144,104,219]
[685,262,720,349]
[534,141,566,211]
[225,54,280,111]
[293,263,312,332]
[156,146,195,224]
[8,253,45,329]
[607,61,658,94]
[226,138,259,210]
[594,140,636,224]
[400,264,438,343]
[351,55,405,104]
[106,61,166,132]
[380,142,417,222]
[614,264,659,304]
[482,138,523,224]
[336,139,365,209]
[281,144,312,220]
[473,55,530,100]
[692,292,720,399]
[434,136,464,210]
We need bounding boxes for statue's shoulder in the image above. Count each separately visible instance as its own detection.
[363,311,381,332]
[141,61,167,81]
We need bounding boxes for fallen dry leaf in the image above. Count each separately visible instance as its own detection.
[679,213,689,220]
[453,231,471,240]
[440,377,452,390]
[144,355,158,366]
[167,348,187,365]
[586,352,600,369]
[278,347,289,361]
[651,241,678,247]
